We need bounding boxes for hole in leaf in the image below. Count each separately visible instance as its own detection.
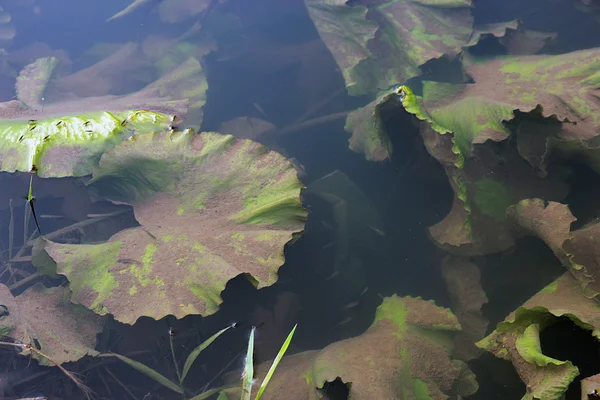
[541,317,600,400]
[318,377,351,400]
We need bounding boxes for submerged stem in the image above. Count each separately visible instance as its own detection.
[169,332,183,385]
[0,340,94,399]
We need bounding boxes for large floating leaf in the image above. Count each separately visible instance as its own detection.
[35,131,306,324]
[0,107,174,177]
[305,0,473,96]
[388,49,600,255]
[476,273,600,399]
[350,85,569,255]
[16,56,59,109]
[0,283,102,365]
[508,198,600,299]
[234,295,477,399]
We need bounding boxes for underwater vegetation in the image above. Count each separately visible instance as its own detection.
[2,0,600,399]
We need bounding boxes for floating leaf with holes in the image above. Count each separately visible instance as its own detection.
[507,198,600,300]
[228,295,477,399]
[33,131,306,324]
[0,283,102,365]
[476,272,600,399]
[390,51,600,255]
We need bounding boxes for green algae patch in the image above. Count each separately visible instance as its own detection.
[34,239,122,316]
[305,0,473,96]
[0,109,174,178]
[237,295,475,400]
[474,178,515,221]
[34,131,305,324]
[476,273,600,400]
[0,283,102,366]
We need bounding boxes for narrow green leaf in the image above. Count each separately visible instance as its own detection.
[217,391,230,400]
[110,353,183,394]
[181,325,233,383]
[241,327,256,400]
[254,324,297,400]
[188,387,223,400]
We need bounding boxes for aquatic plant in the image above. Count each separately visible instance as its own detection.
[232,295,477,399]
[32,130,306,324]
[106,323,296,400]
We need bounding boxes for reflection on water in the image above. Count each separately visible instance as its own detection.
[1,0,600,399]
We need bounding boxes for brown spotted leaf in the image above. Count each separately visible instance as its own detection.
[0,283,102,365]
[231,295,477,399]
[34,131,306,324]
[305,0,473,96]
[477,273,598,399]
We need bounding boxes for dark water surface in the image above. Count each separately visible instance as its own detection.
[2,0,600,399]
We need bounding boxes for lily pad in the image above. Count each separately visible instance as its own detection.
[239,295,477,399]
[441,256,488,361]
[34,131,306,324]
[507,198,600,299]
[0,107,175,177]
[467,20,556,56]
[0,283,102,366]
[476,272,600,399]
[16,56,59,109]
[305,0,473,96]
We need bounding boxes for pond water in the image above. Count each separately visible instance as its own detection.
[2,0,600,399]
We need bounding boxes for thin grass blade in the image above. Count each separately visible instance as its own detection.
[181,324,233,382]
[189,385,236,400]
[254,324,297,400]
[241,327,256,400]
[110,353,183,394]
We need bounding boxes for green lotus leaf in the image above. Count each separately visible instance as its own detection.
[476,272,600,399]
[305,0,473,96]
[16,56,59,109]
[0,108,174,177]
[0,283,102,365]
[388,51,600,255]
[235,295,476,399]
[34,131,306,324]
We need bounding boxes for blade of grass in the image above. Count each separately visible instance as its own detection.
[241,327,256,400]
[254,324,297,400]
[181,324,234,383]
[168,331,182,383]
[189,385,236,400]
[109,353,183,394]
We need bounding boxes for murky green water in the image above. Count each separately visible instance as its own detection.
[2,0,600,399]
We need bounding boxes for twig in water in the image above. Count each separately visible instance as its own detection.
[0,341,94,399]
[8,272,41,291]
[262,111,350,139]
